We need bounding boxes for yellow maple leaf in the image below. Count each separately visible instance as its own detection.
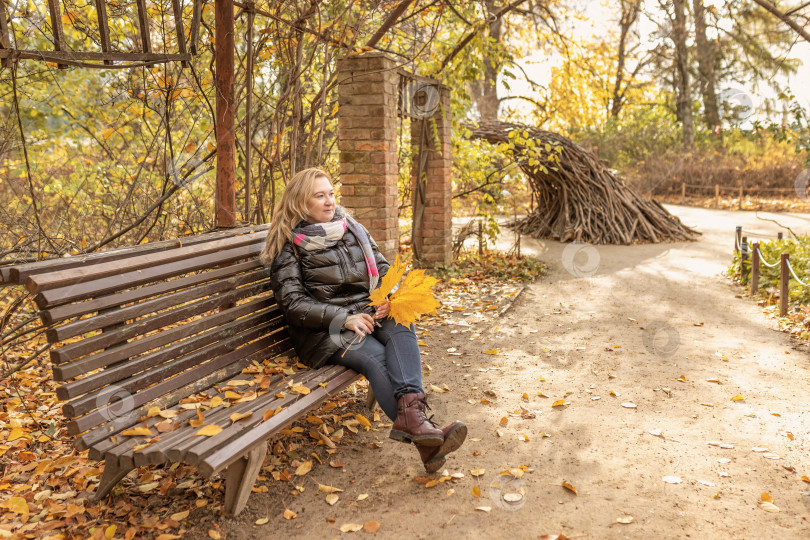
[387,270,440,325]
[368,255,407,306]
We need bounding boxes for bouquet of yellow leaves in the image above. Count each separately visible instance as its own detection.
[367,256,440,325]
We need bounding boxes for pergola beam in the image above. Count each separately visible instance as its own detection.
[46,0,67,68]
[94,0,113,65]
[135,0,153,53]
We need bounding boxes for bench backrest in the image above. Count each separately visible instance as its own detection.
[15,227,292,453]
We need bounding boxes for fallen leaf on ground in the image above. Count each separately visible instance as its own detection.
[325,494,339,505]
[340,523,364,532]
[364,521,381,533]
[471,468,485,477]
[551,399,567,408]
[318,484,343,493]
[472,485,481,497]
[295,460,313,476]
[759,501,780,512]
[255,518,269,525]
[662,476,682,484]
[731,395,744,402]
[475,506,492,512]
[616,516,633,524]
[561,481,577,494]
[283,509,297,520]
[761,492,774,503]
[621,402,637,409]
[208,530,221,539]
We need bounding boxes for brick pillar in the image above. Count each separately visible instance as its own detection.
[337,53,399,261]
[411,85,452,267]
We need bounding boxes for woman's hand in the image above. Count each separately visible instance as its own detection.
[344,313,375,337]
[374,301,390,320]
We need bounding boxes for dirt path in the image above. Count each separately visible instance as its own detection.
[198,206,810,539]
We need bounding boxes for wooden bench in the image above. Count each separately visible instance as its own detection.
[0,226,361,515]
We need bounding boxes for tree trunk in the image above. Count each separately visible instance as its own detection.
[672,0,694,149]
[610,0,641,118]
[471,0,502,122]
[692,0,722,142]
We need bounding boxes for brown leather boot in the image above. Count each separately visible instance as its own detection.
[416,421,467,474]
[389,393,443,446]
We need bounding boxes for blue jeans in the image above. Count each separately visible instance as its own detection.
[328,318,424,421]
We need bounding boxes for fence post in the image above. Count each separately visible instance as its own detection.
[478,220,483,256]
[738,186,743,210]
[751,242,759,295]
[741,236,748,282]
[681,182,686,204]
[778,232,783,240]
[715,185,720,208]
[735,226,742,254]
[780,253,789,317]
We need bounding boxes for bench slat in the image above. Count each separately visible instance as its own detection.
[3,225,266,286]
[41,260,260,324]
[50,279,273,365]
[35,243,263,309]
[69,331,294,436]
[58,308,286,401]
[135,370,322,466]
[183,366,346,465]
[200,368,359,478]
[48,267,271,342]
[128,373,288,467]
[54,295,275,379]
[26,231,265,294]
[61,317,287,415]
[78,341,292,452]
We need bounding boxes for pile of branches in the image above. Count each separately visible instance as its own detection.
[469,122,699,244]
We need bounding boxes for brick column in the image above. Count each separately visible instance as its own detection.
[411,85,452,267]
[337,53,399,261]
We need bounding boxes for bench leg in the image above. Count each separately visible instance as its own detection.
[365,387,377,410]
[224,443,267,516]
[94,459,133,501]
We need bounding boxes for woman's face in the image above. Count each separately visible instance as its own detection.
[306,175,336,223]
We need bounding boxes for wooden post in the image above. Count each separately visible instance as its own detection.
[741,236,748,283]
[735,226,742,254]
[778,232,783,240]
[738,186,743,210]
[681,182,686,204]
[780,253,789,317]
[134,0,153,53]
[0,0,12,68]
[215,0,237,228]
[751,242,760,295]
[94,0,113,65]
[46,0,67,68]
[170,0,188,67]
[244,1,254,224]
[190,0,202,55]
[715,184,720,208]
[478,220,483,256]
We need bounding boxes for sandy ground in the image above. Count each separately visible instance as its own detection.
[192,206,810,539]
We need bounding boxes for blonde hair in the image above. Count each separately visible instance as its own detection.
[259,167,332,266]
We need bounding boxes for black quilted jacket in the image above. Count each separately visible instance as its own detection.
[269,220,390,367]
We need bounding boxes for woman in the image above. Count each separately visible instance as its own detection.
[260,168,466,473]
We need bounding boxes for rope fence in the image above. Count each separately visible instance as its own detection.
[734,226,809,316]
